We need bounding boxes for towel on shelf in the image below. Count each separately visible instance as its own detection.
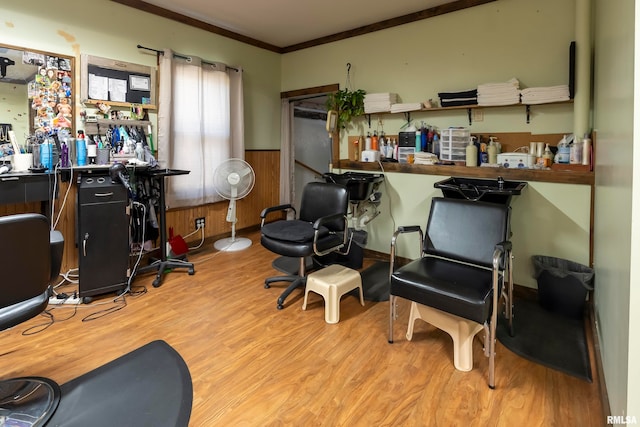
[413,152,439,165]
[364,93,398,113]
[477,78,521,106]
[390,102,423,113]
[438,88,478,107]
[521,85,570,104]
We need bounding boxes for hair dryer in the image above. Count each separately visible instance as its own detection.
[109,162,132,194]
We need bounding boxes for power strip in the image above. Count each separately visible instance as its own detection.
[48,296,82,305]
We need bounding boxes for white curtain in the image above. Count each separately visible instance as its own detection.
[158,49,244,208]
[279,99,293,205]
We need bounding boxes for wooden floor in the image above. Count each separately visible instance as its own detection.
[1,230,604,426]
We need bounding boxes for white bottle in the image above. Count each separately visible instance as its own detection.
[465,139,478,167]
[582,133,592,166]
[135,142,145,161]
[488,137,498,164]
[570,139,583,164]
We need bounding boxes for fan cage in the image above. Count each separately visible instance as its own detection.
[213,159,255,200]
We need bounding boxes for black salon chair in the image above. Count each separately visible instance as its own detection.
[260,182,349,310]
[388,197,513,389]
[0,213,192,426]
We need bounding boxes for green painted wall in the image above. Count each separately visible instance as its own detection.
[281,0,589,288]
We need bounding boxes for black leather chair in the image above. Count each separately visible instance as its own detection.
[0,213,193,426]
[260,182,349,310]
[388,197,513,389]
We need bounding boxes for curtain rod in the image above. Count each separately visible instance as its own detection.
[137,44,240,72]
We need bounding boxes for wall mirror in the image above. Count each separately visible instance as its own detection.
[0,43,74,152]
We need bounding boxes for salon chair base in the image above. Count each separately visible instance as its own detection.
[406,301,484,372]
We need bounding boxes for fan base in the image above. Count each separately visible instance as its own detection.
[214,237,252,252]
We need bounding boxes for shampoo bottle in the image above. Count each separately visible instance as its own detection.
[415,130,422,152]
[488,137,498,164]
[466,138,478,167]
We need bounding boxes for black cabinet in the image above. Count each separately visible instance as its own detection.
[77,174,129,298]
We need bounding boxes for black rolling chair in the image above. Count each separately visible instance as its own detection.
[388,197,513,389]
[260,182,349,310]
[0,213,193,426]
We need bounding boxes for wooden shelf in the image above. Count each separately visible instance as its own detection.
[82,99,157,110]
[363,100,574,125]
[336,159,594,186]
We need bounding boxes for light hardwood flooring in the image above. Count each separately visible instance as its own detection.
[1,230,604,426]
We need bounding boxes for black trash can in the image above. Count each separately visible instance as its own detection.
[532,255,595,318]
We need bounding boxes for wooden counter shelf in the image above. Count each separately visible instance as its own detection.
[336,159,594,186]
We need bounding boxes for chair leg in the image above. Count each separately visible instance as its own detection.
[276,277,305,310]
[388,295,396,343]
[265,275,297,289]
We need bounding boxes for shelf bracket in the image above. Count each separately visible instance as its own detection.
[365,114,371,128]
[526,105,531,124]
[404,112,412,124]
[467,108,473,126]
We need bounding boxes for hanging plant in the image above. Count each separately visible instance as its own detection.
[326,88,366,130]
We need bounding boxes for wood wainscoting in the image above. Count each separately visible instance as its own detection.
[0,149,280,274]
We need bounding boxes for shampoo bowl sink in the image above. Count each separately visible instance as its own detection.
[434,176,526,206]
[323,172,384,201]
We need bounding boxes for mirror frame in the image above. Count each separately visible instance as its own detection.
[0,42,75,142]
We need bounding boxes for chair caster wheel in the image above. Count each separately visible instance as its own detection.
[264,283,270,289]
[82,297,92,304]
[188,268,195,275]
[152,278,161,287]
[277,304,283,310]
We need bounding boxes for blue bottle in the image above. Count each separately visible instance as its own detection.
[76,132,87,166]
[40,142,52,171]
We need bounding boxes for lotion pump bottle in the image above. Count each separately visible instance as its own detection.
[488,137,498,164]
[466,137,478,167]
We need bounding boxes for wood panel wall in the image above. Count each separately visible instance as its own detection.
[0,149,280,273]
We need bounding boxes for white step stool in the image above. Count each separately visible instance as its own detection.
[406,301,483,371]
[302,264,365,324]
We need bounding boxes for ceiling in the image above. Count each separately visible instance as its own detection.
[115,0,493,52]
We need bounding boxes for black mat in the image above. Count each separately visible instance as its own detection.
[359,261,390,302]
[497,298,592,382]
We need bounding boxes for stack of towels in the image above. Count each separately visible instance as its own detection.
[413,152,439,165]
[364,93,398,114]
[390,102,423,113]
[438,89,478,107]
[521,85,570,104]
[477,78,521,106]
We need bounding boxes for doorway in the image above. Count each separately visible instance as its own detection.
[281,84,338,212]
[292,97,330,212]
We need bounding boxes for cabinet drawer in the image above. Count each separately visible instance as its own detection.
[0,176,26,203]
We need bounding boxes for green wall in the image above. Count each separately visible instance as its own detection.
[281,0,589,288]
[593,0,637,419]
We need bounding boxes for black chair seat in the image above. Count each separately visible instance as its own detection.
[391,257,494,324]
[262,219,329,242]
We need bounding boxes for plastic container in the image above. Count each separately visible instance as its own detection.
[440,128,470,162]
[532,255,595,318]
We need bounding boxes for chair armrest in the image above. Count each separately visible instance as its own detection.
[312,213,348,256]
[390,225,423,273]
[312,212,345,230]
[493,240,512,270]
[260,204,296,227]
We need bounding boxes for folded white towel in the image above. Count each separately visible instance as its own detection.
[390,102,423,113]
